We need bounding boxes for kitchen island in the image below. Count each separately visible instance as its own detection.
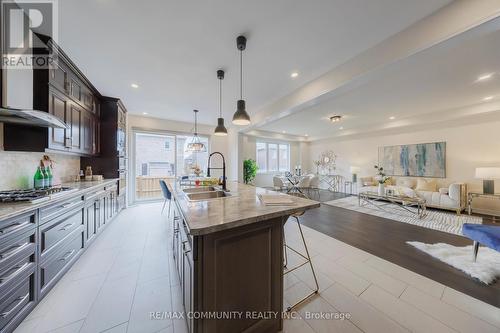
[167,181,320,333]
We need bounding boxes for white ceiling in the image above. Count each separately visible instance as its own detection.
[259,16,500,140]
[56,0,451,125]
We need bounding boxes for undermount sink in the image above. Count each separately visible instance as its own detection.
[182,186,217,194]
[185,190,232,201]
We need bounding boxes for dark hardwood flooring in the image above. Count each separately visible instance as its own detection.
[294,189,500,308]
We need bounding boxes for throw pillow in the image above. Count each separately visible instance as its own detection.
[360,177,375,186]
[396,178,417,189]
[416,179,437,192]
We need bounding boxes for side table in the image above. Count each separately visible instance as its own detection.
[467,192,500,215]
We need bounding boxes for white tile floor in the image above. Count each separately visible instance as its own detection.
[14,202,500,333]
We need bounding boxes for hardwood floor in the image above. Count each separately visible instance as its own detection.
[298,190,500,308]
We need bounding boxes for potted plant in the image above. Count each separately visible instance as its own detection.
[374,165,391,195]
[243,159,258,184]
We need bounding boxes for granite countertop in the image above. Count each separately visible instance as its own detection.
[0,179,119,221]
[168,181,320,236]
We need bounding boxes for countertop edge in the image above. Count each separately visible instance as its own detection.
[167,182,321,236]
[0,179,119,221]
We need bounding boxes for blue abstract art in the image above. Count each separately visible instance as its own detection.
[378,142,446,178]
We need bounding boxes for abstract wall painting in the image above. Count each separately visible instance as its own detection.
[378,142,446,178]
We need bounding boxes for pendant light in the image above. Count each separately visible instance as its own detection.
[232,35,251,125]
[186,110,207,152]
[214,70,228,136]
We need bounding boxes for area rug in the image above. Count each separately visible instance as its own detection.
[324,196,482,235]
[407,241,500,284]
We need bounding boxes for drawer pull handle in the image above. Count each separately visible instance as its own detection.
[59,250,75,261]
[61,203,74,208]
[59,223,75,231]
[0,263,29,283]
[0,293,29,318]
[0,221,30,235]
[0,242,29,259]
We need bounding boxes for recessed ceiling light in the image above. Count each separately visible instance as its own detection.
[483,96,494,101]
[305,134,308,137]
[329,115,342,123]
[389,116,396,120]
[131,83,139,88]
[142,112,148,115]
[476,73,493,82]
[282,130,286,134]
[290,72,299,78]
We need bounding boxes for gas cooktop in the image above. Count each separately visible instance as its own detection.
[0,187,76,204]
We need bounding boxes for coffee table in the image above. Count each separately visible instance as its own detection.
[358,191,427,219]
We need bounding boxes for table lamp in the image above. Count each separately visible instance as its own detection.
[350,166,360,183]
[475,167,500,194]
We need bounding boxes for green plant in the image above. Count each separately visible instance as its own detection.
[243,159,258,184]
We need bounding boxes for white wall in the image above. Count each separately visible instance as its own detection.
[308,120,500,215]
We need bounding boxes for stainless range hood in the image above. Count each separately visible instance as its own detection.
[0,107,67,128]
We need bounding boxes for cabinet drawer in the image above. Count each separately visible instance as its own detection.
[40,209,83,259]
[0,255,34,291]
[0,271,35,333]
[40,230,83,295]
[0,213,36,243]
[0,229,36,274]
[40,196,84,224]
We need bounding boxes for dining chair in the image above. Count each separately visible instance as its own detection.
[159,180,172,216]
[297,176,311,196]
[283,192,319,311]
[309,175,321,199]
[273,176,286,192]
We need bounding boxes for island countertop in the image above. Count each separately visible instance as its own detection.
[168,181,320,236]
[0,179,119,221]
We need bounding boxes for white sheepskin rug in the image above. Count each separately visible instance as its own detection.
[407,241,500,284]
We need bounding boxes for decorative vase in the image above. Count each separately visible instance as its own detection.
[378,183,385,196]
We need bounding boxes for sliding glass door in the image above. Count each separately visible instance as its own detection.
[133,132,176,201]
[131,130,210,202]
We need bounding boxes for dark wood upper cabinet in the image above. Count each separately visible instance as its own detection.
[48,88,69,150]
[2,35,101,157]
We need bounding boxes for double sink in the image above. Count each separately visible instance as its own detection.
[182,186,233,201]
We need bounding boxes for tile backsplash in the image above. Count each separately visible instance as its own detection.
[0,151,80,190]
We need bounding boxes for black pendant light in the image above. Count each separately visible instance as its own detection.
[214,70,228,136]
[186,110,207,152]
[232,35,251,126]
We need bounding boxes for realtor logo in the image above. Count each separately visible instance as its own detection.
[1,0,58,69]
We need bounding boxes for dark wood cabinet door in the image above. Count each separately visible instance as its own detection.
[48,90,69,151]
[82,110,93,155]
[70,77,82,102]
[69,103,82,151]
[85,202,97,244]
[50,62,69,94]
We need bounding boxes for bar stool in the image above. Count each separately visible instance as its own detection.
[159,180,172,216]
[283,192,319,311]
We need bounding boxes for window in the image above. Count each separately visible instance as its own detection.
[256,142,267,171]
[256,141,290,173]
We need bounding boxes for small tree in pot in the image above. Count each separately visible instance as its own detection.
[243,159,258,184]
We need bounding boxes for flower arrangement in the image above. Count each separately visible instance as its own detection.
[374,165,391,184]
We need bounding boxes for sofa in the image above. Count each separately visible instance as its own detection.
[358,176,467,214]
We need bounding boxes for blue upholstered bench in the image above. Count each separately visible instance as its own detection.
[462,224,500,262]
